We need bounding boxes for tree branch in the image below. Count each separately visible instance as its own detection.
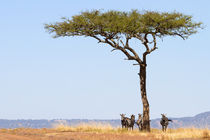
[108,38,137,61]
[122,36,142,64]
[173,33,185,40]
[149,34,157,53]
[143,34,150,51]
[142,34,157,63]
[92,35,106,43]
[92,34,143,64]
[133,34,144,42]
[120,40,125,46]
[111,48,118,52]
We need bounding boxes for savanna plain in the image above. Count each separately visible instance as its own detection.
[0,123,210,140]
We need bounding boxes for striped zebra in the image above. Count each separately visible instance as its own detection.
[136,113,143,131]
[160,114,172,132]
[125,114,135,130]
[120,114,127,128]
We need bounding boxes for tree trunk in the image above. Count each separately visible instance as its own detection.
[139,64,150,132]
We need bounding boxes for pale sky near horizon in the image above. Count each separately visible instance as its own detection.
[0,0,209,120]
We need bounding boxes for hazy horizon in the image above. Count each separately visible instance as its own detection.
[0,110,209,120]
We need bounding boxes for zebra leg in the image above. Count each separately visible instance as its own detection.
[122,124,125,129]
[165,125,168,132]
[141,124,143,131]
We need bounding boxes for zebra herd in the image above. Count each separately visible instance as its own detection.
[120,113,172,131]
[120,113,143,130]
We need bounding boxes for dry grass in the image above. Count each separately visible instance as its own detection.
[157,128,210,139]
[54,122,114,133]
[54,123,210,139]
[152,128,210,139]
[0,124,209,140]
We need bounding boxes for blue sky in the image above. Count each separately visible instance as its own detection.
[0,0,209,120]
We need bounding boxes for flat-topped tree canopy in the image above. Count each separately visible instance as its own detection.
[45,10,202,132]
[45,10,202,40]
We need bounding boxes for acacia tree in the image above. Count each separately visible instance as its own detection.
[45,10,202,131]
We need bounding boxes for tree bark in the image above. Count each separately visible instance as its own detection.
[139,63,150,132]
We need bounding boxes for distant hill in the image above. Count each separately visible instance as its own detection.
[151,111,210,129]
[1,111,210,129]
[0,119,120,129]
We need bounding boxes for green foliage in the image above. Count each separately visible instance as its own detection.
[45,10,202,39]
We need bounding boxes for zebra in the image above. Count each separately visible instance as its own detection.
[136,113,143,131]
[120,114,127,128]
[125,114,135,130]
[160,114,172,132]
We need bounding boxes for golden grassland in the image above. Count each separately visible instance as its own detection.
[0,123,210,140]
[55,123,210,139]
